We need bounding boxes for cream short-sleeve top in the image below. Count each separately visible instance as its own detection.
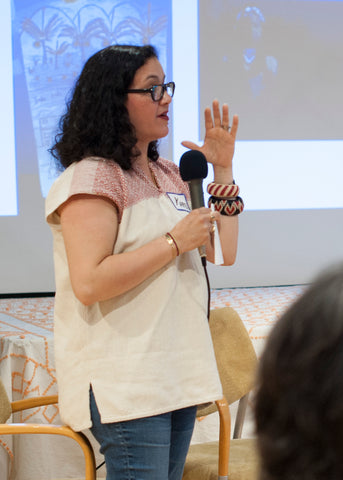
[45,156,222,431]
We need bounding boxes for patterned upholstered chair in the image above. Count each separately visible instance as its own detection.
[0,379,96,479]
[183,306,260,480]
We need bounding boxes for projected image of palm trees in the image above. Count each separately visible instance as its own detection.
[16,0,169,196]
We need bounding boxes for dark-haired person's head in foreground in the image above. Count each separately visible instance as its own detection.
[255,263,343,480]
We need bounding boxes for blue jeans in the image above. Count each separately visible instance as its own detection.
[89,389,197,480]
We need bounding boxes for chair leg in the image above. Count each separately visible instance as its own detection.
[233,393,250,439]
[215,398,231,480]
[60,427,97,480]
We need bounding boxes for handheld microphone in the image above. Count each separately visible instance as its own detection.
[179,150,208,263]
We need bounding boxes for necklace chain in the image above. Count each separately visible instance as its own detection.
[148,161,159,188]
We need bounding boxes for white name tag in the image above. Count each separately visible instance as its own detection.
[167,193,190,212]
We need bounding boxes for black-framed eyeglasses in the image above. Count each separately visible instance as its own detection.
[127,82,175,102]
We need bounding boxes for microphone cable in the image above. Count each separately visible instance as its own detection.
[201,256,211,322]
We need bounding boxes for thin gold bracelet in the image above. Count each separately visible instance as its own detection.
[164,232,180,257]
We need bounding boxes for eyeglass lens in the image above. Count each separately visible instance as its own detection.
[152,83,174,101]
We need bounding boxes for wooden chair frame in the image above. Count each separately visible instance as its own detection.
[0,394,96,480]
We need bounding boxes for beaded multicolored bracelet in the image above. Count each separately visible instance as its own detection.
[207,182,240,198]
[208,196,244,216]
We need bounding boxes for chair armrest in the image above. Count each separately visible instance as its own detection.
[11,395,58,413]
[0,423,96,480]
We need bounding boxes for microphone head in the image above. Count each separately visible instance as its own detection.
[179,150,208,181]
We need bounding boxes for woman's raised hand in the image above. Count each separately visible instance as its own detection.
[181,100,238,171]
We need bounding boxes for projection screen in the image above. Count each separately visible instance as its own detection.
[1,0,342,294]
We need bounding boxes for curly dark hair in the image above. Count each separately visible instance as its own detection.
[254,264,343,480]
[49,44,159,170]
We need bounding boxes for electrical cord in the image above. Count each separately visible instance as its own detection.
[201,256,211,321]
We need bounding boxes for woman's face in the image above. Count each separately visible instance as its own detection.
[126,57,172,149]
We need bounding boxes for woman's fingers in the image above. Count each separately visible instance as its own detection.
[171,208,219,253]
